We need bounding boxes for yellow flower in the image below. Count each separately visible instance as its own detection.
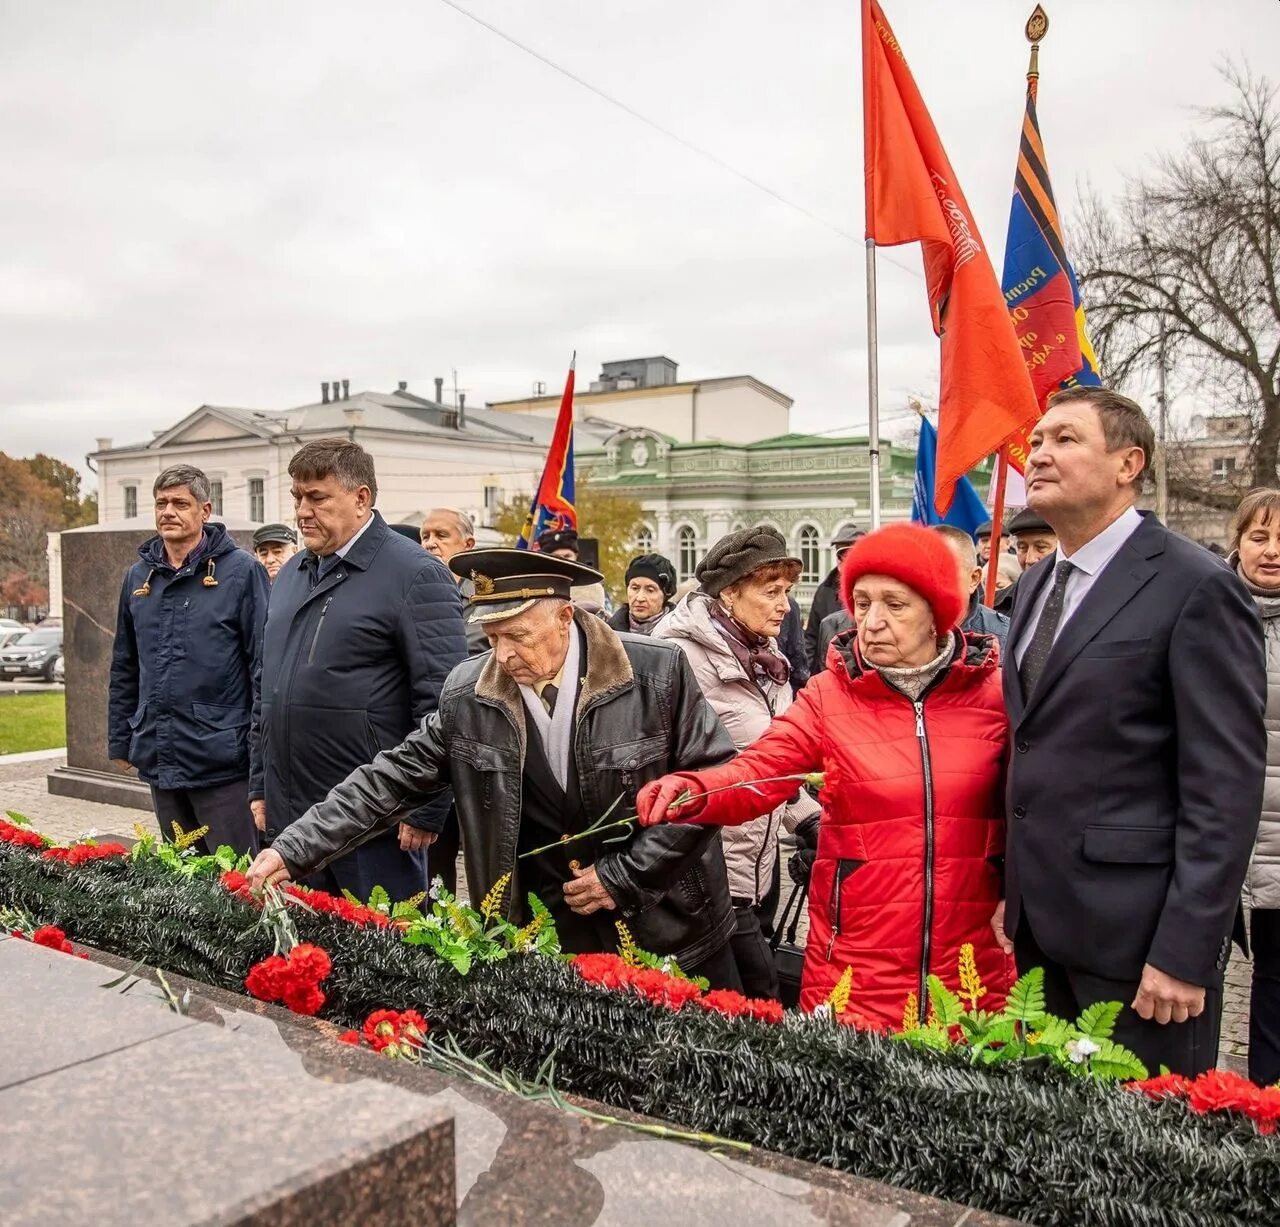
[616,920,639,965]
[172,823,209,851]
[827,966,854,1015]
[479,873,511,923]
[901,991,920,1032]
[512,912,547,951]
[958,943,988,1011]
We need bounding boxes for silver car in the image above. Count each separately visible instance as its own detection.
[0,628,63,682]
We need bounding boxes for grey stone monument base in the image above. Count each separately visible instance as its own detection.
[0,940,1025,1227]
[47,764,154,809]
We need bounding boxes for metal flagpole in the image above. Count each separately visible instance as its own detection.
[866,238,882,530]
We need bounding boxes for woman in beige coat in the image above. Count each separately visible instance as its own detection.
[655,526,819,998]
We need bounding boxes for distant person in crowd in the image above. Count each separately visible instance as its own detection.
[639,523,1013,1027]
[249,439,467,902]
[804,528,863,675]
[995,386,1265,1077]
[245,548,743,987]
[537,527,579,561]
[1228,488,1280,1086]
[995,553,1021,592]
[778,597,810,692]
[608,553,677,635]
[654,527,820,997]
[1008,507,1059,572]
[251,523,298,584]
[421,507,486,657]
[933,524,1010,652]
[813,525,1013,668]
[975,519,1011,568]
[109,464,268,855]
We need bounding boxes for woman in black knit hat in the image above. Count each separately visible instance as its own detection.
[608,553,678,636]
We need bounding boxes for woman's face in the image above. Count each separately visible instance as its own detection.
[723,572,793,640]
[851,574,938,669]
[1239,511,1280,590]
[626,577,666,620]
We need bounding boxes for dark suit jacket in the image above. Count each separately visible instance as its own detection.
[1003,512,1266,987]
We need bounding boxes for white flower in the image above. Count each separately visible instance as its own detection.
[1065,1037,1101,1065]
[811,1003,833,1021]
[428,876,444,901]
[423,915,443,930]
[661,959,673,974]
[79,827,102,840]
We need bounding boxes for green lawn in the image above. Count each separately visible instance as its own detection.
[0,692,67,755]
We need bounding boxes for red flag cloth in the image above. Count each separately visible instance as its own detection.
[862,0,1038,513]
[516,360,577,549]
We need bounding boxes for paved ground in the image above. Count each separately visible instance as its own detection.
[0,752,1255,1073]
[0,680,65,696]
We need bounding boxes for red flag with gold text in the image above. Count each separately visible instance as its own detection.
[862,0,1038,512]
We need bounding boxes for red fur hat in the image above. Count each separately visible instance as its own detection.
[839,523,966,633]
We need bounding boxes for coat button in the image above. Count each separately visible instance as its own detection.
[1013,806,1026,820]
[1016,741,1029,753]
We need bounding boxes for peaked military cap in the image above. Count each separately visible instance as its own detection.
[450,547,604,624]
[252,523,297,548]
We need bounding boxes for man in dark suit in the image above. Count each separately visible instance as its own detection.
[994,386,1266,1076]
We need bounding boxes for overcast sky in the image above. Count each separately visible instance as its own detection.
[3,0,1276,484]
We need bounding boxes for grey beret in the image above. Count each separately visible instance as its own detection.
[696,526,802,598]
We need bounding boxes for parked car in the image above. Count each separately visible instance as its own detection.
[0,628,28,651]
[52,654,65,683]
[0,628,63,681]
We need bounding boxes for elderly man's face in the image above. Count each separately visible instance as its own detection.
[154,485,210,545]
[484,600,575,686]
[254,541,296,581]
[547,547,578,562]
[1016,532,1058,571]
[420,511,474,564]
[292,474,370,556]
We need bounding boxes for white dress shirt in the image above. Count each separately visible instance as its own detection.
[1013,506,1144,667]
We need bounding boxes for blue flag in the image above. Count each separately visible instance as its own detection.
[911,417,989,536]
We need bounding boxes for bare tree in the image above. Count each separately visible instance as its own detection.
[1075,65,1280,493]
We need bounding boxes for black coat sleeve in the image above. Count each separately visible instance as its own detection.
[594,649,737,915]
[1146,568,1266,985]
[106,577,138,762]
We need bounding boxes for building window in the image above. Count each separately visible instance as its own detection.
[123,485,137,519]
[798,525,821,583]
[210,480,224,517]
[635,526,654,553]
[483,485,501,527]
[248,477,265,522]
[1212,456,1238,481]
[678,526,698,580]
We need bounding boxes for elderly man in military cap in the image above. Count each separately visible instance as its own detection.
[251,523,298,584]
[245,548,743,985]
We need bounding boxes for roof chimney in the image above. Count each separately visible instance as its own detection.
[434,376,444,404]
[95,437,112,452]
[333,378,342,402]
[458,392,466,427]
[398,380,408,393]
[321,381,330,404]
[342,379,350,400]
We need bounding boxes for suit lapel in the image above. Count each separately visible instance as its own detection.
[1019,517,1164,722]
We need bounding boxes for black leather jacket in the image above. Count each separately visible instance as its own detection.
[271,610,739,966]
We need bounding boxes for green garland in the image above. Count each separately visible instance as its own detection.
[2,843,1278,1226]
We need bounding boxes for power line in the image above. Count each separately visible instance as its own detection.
[435,0,924,283]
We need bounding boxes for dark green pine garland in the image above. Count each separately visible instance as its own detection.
[3,845,1279,1226]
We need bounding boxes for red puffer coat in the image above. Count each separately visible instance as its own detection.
[667,629,1013,1028]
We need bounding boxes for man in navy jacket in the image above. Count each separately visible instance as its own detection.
[109,465,268,855]
[250,439,466,902]
[997,387,1266,1076]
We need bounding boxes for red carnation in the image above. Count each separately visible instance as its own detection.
[747,998,785,1024]
[363,1008,404,1052]
[220,869,250,897]
[398,1010,429,1044]
[282,984,326,1016]
[698,989,750,1018]
[245,955,288,1001]
[31,925,73,952]
[1128,1072,1192,1101]
[288,943,333,984]
[1187,1070,1264,1116]
[0,820,45,850]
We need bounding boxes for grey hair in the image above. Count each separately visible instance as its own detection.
[153,465,211,503]
[428,507,476,539]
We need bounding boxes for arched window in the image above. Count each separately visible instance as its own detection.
[678,526,698,580]
[798,525,821,583]
[635,526,654,554]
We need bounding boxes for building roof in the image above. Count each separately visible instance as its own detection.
[487,373,794,412]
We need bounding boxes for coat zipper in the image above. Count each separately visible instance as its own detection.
[914,698,936,1010]
[307,596,333,665]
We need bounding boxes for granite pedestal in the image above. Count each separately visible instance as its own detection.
[46,517,260,812]
[1,938,1024,1227]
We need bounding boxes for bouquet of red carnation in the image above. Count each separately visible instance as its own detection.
[244,942,333,1016]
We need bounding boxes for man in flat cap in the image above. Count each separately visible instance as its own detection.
[246,548,743,985]
[995,508,1060,615]
[251,523,298,584]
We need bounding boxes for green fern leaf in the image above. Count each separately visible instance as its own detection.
[1033,1015,1072,1049]
[1087,1038,1149,1082]
[1001,967,1047,1025]
[1075,1000,1123,1042]
[926,975,963,1027]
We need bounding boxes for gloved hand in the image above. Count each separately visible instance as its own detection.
[637,775,707,826]
[787,813,821,887]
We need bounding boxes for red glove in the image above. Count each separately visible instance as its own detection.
[637,775,707,826]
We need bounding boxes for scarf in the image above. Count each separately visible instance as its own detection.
[518,623,581,791]
[628,606,669,636]
[875,635,956,701]
[707,601,791,686]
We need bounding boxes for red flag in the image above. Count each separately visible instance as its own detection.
[862,0,1038,513]
[516,357,577,550]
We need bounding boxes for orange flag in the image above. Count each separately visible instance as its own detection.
[862,0,1038,513]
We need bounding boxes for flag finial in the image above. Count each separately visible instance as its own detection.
[1025,5,1048,84]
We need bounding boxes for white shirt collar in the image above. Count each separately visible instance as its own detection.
[1057,506,1143,576]
[333,512,375,560]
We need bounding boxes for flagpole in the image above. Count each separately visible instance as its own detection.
[983,448,1010,606]
[866,239,882,530]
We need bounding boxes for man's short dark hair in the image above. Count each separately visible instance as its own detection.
[153,464,211,503]
[288,438,378,502]
[1045,386,1155,483]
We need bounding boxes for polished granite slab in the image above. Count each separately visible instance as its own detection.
[0,936,454,1226]
[72,947,1025,1227]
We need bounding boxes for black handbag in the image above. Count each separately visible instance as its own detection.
[770,878,807,1009]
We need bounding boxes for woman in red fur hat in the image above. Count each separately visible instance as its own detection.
[638,522,1013,1028]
